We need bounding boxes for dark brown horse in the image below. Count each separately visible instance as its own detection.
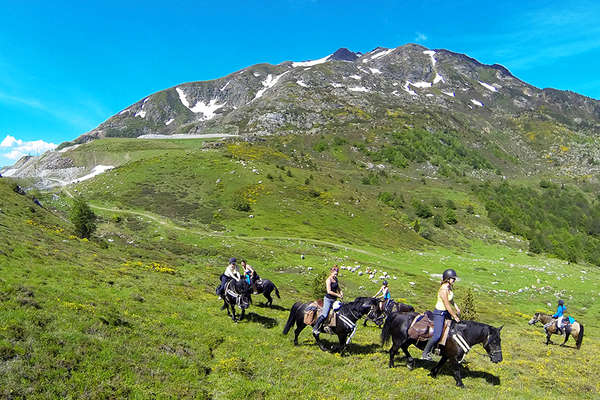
[363,299,415,327]
[528,312,584,349]
[382,312,503,387]
[282,297,379,355]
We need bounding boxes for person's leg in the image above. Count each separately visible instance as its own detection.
[422,311,445,360]
[313,297,333,334]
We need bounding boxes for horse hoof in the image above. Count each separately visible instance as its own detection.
[457,383,465,389]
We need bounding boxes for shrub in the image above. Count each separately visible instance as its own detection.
[433,214,444,228]
[466,204,475,214]
[414,202,432,218]
[419,227,433,240]
[461,288,478,320]
[445,209,458,225]
[446,199,457,210]
[413,219,421,233]
[70,197,97,239]
[232,190,251,212]
[286,169,293,177]
[432,198,444,208]
[312,269,329,299]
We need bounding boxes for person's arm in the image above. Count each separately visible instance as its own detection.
[440,287,460,322]
[374,287,383,298]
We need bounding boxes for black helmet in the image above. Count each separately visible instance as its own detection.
[383,280,388,286]
[558,299,564,306]
[442,268,457,281]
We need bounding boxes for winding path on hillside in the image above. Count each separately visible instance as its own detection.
[62,188,397,263]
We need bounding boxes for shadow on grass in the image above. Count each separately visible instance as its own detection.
[243,312,278,329]
[297,337,380,355]
[254,303,287,312]
[395,357,501,386]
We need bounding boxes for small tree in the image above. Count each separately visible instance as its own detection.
[461,288,478,320]
[70,197,96,239]
[445,209,458,225]
[433,214,444,228]
[312,269,329,299]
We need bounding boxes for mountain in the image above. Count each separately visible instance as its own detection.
[5,43,600,181]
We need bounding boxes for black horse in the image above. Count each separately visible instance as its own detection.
[283,297,379,355]
[222,279,252,322]
[364,299,415,327]
[381,312,503,387]
[253,278,280,307]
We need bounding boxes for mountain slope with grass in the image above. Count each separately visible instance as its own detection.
[2,133,600,398]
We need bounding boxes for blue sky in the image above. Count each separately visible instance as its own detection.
[1,0,600,167]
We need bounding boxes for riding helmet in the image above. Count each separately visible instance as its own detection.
[558,299,564,305]
[229,257,237,264]
[383,280,388,286]
[442,268,457,281]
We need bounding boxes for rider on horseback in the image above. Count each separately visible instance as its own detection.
[553,299,567,334]
[374,280,391,312]
[216,257,241,298]
[241,260,259,295]
[313,265,343,336]
[422,268,461,361]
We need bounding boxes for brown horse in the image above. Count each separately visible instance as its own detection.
[528,312,584,349]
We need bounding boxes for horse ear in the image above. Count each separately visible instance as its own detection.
[498,325,504,332]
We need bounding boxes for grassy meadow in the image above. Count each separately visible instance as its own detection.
[1,137,599,399]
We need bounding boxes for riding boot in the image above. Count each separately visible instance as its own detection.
[313,315,325,335]
[422,338,435,360]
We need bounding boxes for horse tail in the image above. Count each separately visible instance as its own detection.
[274,284,280,298]
[576,323,584,349]
[283,302,301,335]
[381,313,395,346]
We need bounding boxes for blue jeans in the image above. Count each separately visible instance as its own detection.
[430,310,449,343]
[319,296,335,318]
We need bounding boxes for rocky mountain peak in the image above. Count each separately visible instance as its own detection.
[329,48,361,62]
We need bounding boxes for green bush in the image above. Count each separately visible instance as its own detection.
[433,214,444,228]
[70,197,97,239]
[312,269,329,299]
[445,209,458,225]
[414,202,432,218]
[232,190,251,212]
[466,204,475,214]
[446,199,457,210]
[432,198,444,208]
[461,288,478,320]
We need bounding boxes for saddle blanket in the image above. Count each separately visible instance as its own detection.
[303,302,336,327]
[408,312,452,345]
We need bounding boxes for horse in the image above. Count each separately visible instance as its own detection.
[253,278,280,307]
[283,296,379,355]
[528,312,584,349]
[364,299,415,327]
[222,279,252,322]
[381,312,503,387]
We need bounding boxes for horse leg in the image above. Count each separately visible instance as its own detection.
[240,308,246,321]
[561,327,571,346]
[231,305,238,322]
[430,355,448,378]
[389,340,401,368]
[294,322,306,346]
[337,331,348,356]
[264,292,273,307]
[452,361,465,388]
[544,328,552,345]
[363,318,368,327]
[400,343,414,369]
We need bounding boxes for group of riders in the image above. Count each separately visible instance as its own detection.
[216,259,572,356]
[216,257,260,298]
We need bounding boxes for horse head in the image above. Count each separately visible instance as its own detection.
[483,325,503,363]
[528,312,541,325]
[235,279,252,309]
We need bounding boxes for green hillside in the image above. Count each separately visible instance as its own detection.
[1,137,599,399]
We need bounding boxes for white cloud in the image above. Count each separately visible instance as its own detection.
[0,135,57,162]
[415,32,428,43]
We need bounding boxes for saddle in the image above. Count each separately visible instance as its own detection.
[408,311,452,345]
[303,301,336,328]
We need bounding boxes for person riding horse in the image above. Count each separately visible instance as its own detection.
[313,265,343,336]
[374,280,391,312]
[552,299,567,334]
[422,268,461,361]
[241,259,259,295]
[216,257,241,299]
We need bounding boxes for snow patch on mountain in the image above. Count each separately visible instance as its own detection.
[479,81,498,92]
[403,82,417,96]
[433,73,444,84]
[471,99,484,107]
[135,109,147,118]
[369,68,382,74]
[441,90,455,97]
[165,118,175,126]
[76,165,114,183]
[423,50,437,66]
[349,75,362,80]
[176,88,191,108]
[119,109,130,115]
[296,80,308,87]
[331,83,344,88]
[411,81,432,88]
[349,86,370,92]
[255,72,289,100]
[189,99,226,119]
[292,54,331,67]
[220,81,230,91]
[364,48,394,62]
